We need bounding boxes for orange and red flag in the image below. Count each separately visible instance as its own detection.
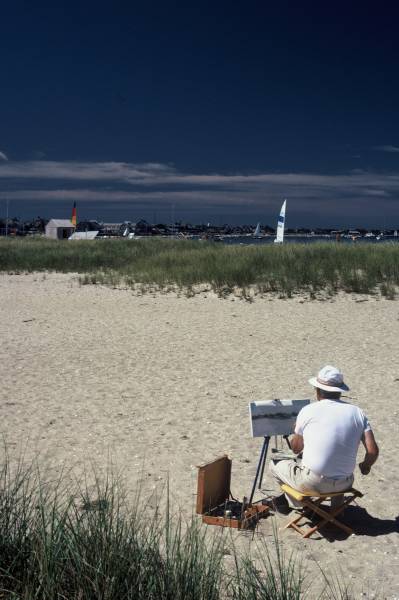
[71,202,77,227]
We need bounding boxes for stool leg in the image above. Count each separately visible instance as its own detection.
[283,510,305,530]
[283,495,356,538]
[316,496,355,535]
[304,498,354,536]
[281,489,361,538]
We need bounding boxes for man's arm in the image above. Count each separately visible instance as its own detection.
[291,413,305,454]
[359,430,379,475]
[290,434,304,454]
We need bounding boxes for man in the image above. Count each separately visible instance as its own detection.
[269,365,379,511]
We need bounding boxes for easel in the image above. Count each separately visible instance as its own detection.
[249,434,292,504]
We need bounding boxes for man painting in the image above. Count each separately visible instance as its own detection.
[269,365,379,511]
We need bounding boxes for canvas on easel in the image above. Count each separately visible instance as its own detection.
[248,399,310,503]
[249,399,310,437]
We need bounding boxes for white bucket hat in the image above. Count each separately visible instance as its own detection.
[308,365,349,393]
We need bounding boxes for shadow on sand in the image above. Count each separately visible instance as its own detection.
[310,505,399,542]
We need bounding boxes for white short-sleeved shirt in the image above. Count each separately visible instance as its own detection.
[295,400,371,478]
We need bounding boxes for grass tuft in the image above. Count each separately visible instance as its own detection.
[0,455,225,599]
[1,238,399,298]
[231,530,305,600]
[0,451,367,599]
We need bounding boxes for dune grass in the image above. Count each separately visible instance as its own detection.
[1,237,398,298]
[0,452,357,600]
[0,454,224,600]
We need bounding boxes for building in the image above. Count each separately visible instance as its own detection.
[45,219,76,240]
[100,222,124,236]
[68,230,99,240]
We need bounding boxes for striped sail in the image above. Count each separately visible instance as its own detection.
[274,199,286,243]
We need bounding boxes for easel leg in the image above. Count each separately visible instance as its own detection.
[283,435,291,450]
[258,437,270,490]
[249,436,270,504]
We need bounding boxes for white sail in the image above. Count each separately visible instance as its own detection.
[274,199,286,244]
[254,222,261,237]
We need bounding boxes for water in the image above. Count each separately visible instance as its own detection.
[213,235,399,246]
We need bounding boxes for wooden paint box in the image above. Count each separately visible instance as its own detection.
[196,455,269,529]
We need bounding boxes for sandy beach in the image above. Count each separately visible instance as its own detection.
[1,273,398,598]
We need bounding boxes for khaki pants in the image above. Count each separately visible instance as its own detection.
[270,459,354,509]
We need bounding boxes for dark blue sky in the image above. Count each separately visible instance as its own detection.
[1,1,399,226]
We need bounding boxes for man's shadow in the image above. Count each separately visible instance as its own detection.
[312,505,399,542]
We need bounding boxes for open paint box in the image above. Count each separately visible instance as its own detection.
[196,455,269,529]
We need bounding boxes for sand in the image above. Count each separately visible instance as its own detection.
[1,273,398,598]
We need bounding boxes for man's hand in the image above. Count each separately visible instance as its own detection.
[359,431,379,475]
[358,461,371,475]
[290,433,304,455]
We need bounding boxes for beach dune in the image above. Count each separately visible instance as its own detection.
[1,273,398,598]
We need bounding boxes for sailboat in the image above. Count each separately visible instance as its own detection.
[253,222,261,238]
[274,199,286,244]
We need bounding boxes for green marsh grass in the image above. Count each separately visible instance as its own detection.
[0,455,225,600]
[1,237,398,298]
[231,530,306,600]
[0,453,366,599]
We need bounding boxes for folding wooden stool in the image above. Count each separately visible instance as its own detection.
[280,483,363,539]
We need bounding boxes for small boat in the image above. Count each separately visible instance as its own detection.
[274,200,286,244]
[349,230,361,242]
[253,222,262,238]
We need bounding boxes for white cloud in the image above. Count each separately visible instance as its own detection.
[1,159,399,224]
[0,150,8,161]
[0,159,398,194]
[0,188,254,206]
[0,160,173,182]
[373,145,399,153]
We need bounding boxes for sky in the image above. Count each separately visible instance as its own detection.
[1,1,399,227]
